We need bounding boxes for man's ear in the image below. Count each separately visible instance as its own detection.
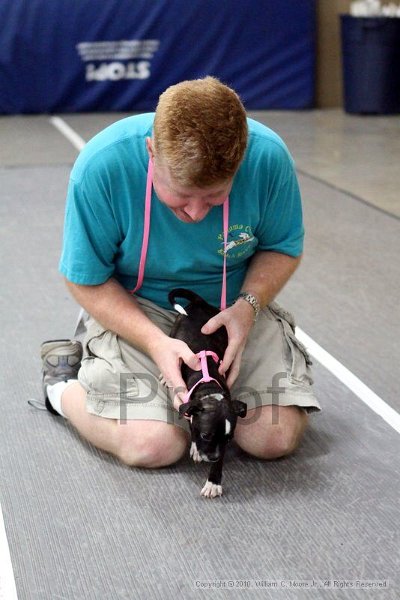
[233,400,247,418]
[178,400,202,419]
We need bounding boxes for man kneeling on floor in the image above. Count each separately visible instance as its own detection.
[39,76,320,468]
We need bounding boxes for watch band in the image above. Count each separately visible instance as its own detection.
[236,291,260,321]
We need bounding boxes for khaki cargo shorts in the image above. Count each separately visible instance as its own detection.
[78,296,321,432]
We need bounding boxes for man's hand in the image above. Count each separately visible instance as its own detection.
[147,336,201,410]
[201,299,255,388]
[65,278,202,411]
[201,251,301,387]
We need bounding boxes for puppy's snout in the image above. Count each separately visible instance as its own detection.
[207,451,220,463]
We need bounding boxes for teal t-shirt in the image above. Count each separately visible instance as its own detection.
[59,114,304,309]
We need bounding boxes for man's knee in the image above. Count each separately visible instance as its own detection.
[235,406,308,460]
[116,421,189,468]
[259,423,304,459]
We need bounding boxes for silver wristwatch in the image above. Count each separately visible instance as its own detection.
[236,292,261,321]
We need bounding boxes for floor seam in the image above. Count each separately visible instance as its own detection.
[297,168,400,222]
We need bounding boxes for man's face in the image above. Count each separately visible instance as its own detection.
[147,139,233,223]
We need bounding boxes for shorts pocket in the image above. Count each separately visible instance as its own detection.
[80,322,139,397]
[268,302,314,387]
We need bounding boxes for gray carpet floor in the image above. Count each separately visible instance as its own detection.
[0,116,399,599]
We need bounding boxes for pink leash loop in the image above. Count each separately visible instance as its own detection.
[130,158,153,294]
[182,350,223,404]
[131,157,229,305]
[131,160,229,407]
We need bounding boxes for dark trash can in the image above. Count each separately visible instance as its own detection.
[341,15,400,114]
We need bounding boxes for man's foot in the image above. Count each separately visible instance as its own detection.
[41,339,83,415]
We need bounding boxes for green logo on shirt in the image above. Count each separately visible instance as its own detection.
[218,225,256,259]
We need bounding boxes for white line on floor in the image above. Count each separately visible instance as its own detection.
[0,502,18,599]
[2,118,85,600]
[297,328,400,434]
[49,115,400,436]
[49,116,86,151]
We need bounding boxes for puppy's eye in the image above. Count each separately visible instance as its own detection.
[200,432,212,442]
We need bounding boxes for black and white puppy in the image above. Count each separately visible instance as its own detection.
[168,288,247,498]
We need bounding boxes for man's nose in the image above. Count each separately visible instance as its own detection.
[184,201,209,221]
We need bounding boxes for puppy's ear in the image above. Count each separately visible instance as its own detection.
[233,400,247,418]
[178,400,202,419]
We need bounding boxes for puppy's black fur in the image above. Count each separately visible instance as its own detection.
[168,288,247,498]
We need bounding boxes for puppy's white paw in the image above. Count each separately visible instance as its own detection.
[201,480,223,498]
[190,442,203,463]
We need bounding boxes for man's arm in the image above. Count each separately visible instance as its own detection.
[202,250,301,386]
[67,277,165,354]
[66,277,200,406]
[238,250,301,309]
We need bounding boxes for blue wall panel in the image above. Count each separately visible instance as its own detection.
[0,0,315,113]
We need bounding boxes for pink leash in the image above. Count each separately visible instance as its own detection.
[131,158,230,403]
[130,158,229,311]
[220,197,229,311]
[130,158,154,295]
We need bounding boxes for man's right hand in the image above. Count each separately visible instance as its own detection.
[64,278,202,411]
[147,336,201,411]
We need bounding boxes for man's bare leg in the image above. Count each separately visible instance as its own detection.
[61,382,189,468]
[234,405,308,459]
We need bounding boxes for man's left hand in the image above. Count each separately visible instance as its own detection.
[201,299,256,388]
